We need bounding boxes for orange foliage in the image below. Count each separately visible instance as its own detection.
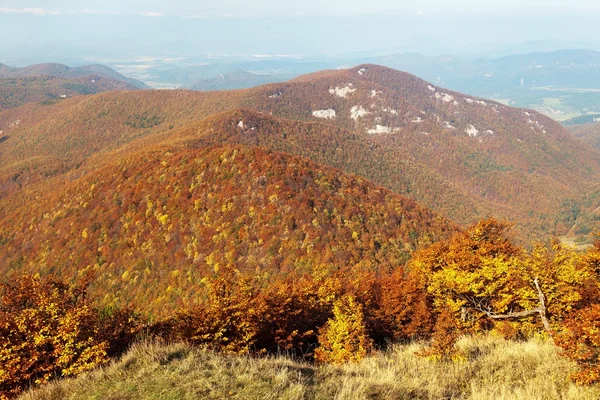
[555,304,600,385]
[171,263,262,355]
[0,145,452,316]
[419,310,462,361]
[372,266,434,342]
[253,275,333,356]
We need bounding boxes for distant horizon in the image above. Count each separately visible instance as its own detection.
[2,8,600,66]
[3,47,600,69]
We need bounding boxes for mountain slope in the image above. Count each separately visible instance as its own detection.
[189,69,292,91]
[0,144,453,314]
[366,49,600,120]
[569,122,600,150]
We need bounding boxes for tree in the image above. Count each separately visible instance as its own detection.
[373,266,434,342]
[412,219,592,345]
[555,304,600,385]
[554,240,600,385]
[314,295,373,364]
[172,260,262,355]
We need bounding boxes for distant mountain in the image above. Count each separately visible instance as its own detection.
[562,115,600,126]
[0,144,453,314]
[0,75,140,111]
[189,69,294,91]
[132,50,600,121]
[140,60,333,89]
[0,63,149,89]
[2,64,599,239]
[365,49,600,121]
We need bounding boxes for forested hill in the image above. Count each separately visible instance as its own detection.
[0,75,140,111]
[0,144,454,315]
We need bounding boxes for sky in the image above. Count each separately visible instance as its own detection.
[1,1,600,65]
[2,0,600,17]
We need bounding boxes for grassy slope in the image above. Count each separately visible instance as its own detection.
[19,336,600,400]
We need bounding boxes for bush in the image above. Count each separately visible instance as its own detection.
[418,309,462,361]
[0,275,142,399]
[171,264,262,355]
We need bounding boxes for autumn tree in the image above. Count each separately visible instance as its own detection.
[373,266,434,342]
[314,295,373,364]
[172,258,262,355]
[555,304,600,385]
[411,219,593,358]
[0,276,109,399]
[253,273,334,356]
[554,241,600,385]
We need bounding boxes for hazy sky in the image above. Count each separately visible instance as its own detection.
[2,0,599,17]
[2,1,600,65]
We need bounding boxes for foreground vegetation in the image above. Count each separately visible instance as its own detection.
[5,218,600,398]
[19,336,600,400]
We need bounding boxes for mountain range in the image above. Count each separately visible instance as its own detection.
[2,64,599,243]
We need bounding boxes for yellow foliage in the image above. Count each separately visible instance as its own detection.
[314,295,373,364]
[0,276,109,398]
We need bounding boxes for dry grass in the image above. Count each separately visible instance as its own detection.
[19,335,600,400]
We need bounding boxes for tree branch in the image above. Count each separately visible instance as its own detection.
[462,277,552,335]
[470,305,542,320]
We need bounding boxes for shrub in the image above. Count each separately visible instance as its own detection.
[555,304,600,385]
[374,267,434,342]
[171,264,262,355]
[0,275,108,399]
[418,309,463,361]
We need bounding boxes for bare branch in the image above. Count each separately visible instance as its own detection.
[460,277,552,335]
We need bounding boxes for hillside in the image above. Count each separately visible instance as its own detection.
[0,144,452,314]
[139,60,329,89]
[158,110,514,228]
[0,75,140,111]
[0,63,149,89]
[569,122,600,150]
[1,64,599,238]
[18,336,600,400]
